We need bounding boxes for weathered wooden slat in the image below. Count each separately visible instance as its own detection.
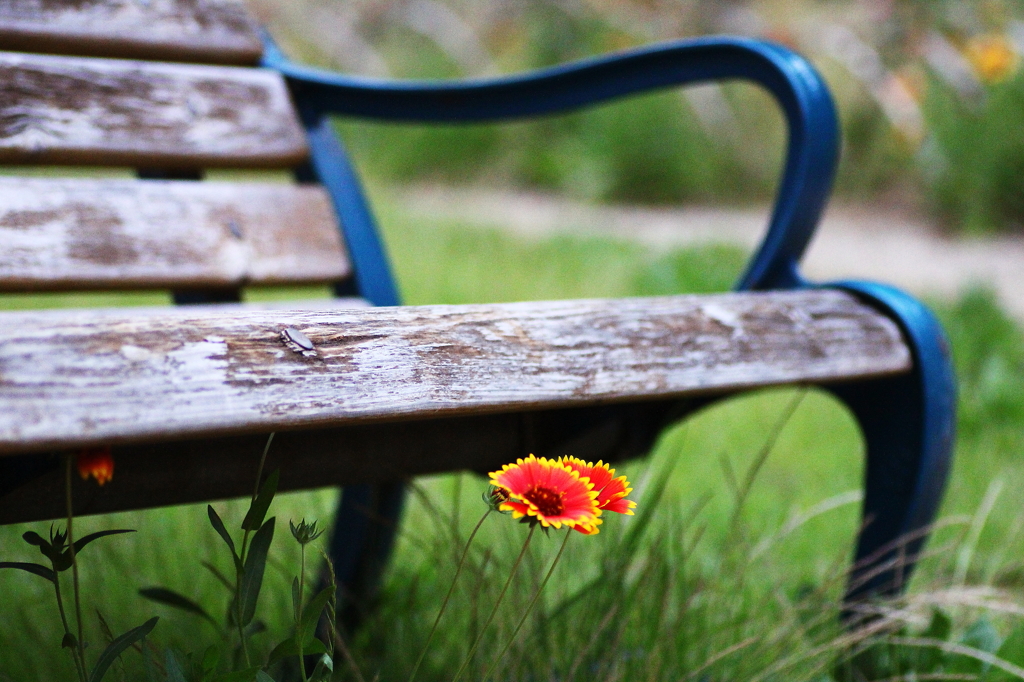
[0,177,350,290]
[0,51,308,168]
[0,0,263,65]
[76,298,371,316]
[0,290,911,455]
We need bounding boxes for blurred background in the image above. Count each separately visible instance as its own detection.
[248,0,1023,230]
[247,0,1024,320]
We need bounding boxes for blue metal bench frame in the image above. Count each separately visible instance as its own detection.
[261,35,956,619]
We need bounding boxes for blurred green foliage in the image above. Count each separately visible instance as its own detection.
[266,0,1024,233]
[924,69,1024,232]
[336,87,769,206]
[937,287,1024,439]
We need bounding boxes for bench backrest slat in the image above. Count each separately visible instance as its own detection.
[0,290,911,455]
[0,177,349,290]
[0,52,308,168]
[0,0,263,65]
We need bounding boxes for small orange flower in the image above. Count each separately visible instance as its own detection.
[77,447,114,486]
[489,455,599,532]
[965,33,1019,84]
[559,457,636,535]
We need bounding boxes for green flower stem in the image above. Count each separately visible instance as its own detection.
[451,523,536,682]
[236,529,252,667]
[252,433,275,501]
[236,433,272,669]
[407,508,492,682]
[64,455,88,682]
[482,529,572,681]
[52,567,86,682]
[297,543,308,682]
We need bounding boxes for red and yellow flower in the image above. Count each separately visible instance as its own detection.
[559,457,635,514]
[77,446,114,486]
[558,457,636,535]
[489,455,600,533]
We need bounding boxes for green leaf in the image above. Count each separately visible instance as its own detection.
[207,506,239,564]
[201,560,234,592]
[52,529,136,573]
[238,518,275,626]
[298,586,334,645]
[52,552,74,572]
[24,530,64,566]
[924,608,953,641]
[983,622,1024,681]
[0,561,56,582]
[138,587,217,626]
[267,636,328,666]
[309,654,333,682]
[966,616,1002,653]
[242,469,279,532]
[211,666,261,682]
[164,650,188,682]
[22,531,47,547]
[899,608,952,673]
[87,616,159,682]
[246,620,267,637]
[948,616,1002,675]
[267,637,296,667]
[73,529,135,555]
[255,672,275,682]
[201,645,219,674]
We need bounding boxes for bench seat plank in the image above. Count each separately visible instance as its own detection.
[0,0,263,65]
[0,51,308,168]
[0,177,350,290]
[0,290,911,455]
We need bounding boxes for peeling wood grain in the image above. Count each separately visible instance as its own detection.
[0,290,912,454]
[0,0,263,65]
[0,51,308,168]
[0,177,350,290]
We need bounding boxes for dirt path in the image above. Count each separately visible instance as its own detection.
[399,186,1024,320]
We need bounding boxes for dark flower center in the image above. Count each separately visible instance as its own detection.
[524,485,565,517]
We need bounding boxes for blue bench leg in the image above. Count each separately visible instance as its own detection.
[827,282,957,614]
[328,482,406,631]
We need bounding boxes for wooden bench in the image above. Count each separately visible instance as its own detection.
[0,0,955,620]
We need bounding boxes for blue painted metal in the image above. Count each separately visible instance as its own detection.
[263,33,955,614]
[826,281,957,609]
[328,482,406,630]
[295,111,400,308]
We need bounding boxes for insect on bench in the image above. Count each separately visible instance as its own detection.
[0,0,955,622]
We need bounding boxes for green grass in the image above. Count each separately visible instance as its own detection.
[2,203,1024,680]
[921,69,1024,233]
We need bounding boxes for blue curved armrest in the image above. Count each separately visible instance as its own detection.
[263,36,839,292]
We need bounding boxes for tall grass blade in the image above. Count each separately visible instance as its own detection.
[0,561,55,582]
[138,587,217,626]
[87,616,158,682]
[239,518,275,626]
